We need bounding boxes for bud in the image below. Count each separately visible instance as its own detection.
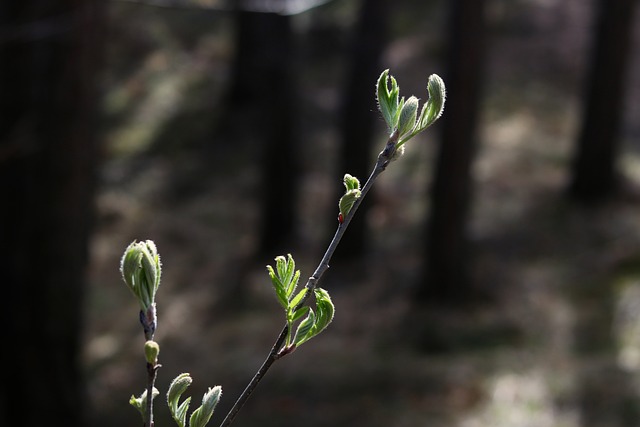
[144,340,160,365]
[338,174,361,220]
[120,240,162,311]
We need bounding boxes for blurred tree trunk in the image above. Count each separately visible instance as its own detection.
[0,1,103,425]
[418,0,485,304]
[567,0,636,202]
[333,0,390,261]
[227,3,297,256]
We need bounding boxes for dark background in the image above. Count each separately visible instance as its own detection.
[2,0,640,426]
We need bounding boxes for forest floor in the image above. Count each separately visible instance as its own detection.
[84,1,640,426]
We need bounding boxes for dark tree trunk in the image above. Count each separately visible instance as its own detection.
[333,0,390,260]
[567,0,636,202]
[418,0,486,304]
[227,4,297,256]
[0,0,103,425]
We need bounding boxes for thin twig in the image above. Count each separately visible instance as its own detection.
[144,363,159,427]
[141,304,159,426]
[218,132,399,427]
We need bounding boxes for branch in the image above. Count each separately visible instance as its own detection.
[218,131,399,427]
[144,363,160,427]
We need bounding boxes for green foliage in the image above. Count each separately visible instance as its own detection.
[267,255,335,354]
[120,241,221,427]
[376,70,446,148]
[267,254,303,311]
[119,69,445,427]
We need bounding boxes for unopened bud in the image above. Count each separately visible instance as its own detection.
[144,340,160,365]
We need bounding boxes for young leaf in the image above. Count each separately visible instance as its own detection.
[167,373,193,427]
[418,74,446,131]
[286,269,301,298]
[189,386,222,427]
[376,69,400,131]
[275,255,288,284]
[397,96,418,138]
[343,174,360,191]
[293,308,316,346]
[293,288,335,347]
[267,254,302,307]
[339,189,361,220]
[291,305,310,322]
[289,287,308,309]
[267,265,289,309]
[176,398,192,427]
[130,388,159,421]
[281,255,294,289]
[312,288,335,337]
[129,394,144,418]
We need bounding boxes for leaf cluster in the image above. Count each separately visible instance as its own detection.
[267,254,335,354]
[376,69,446,147]
[166,373,222,427]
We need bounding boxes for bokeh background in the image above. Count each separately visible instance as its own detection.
[2,0,640,426]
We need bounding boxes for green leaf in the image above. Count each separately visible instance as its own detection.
[167,373,193,427]
[267,265,289,309]
[286,269,301,299]
[289,287,308,309]
[291,305,310,322]
[267,255,302,309]
[397,96,418,137]
[130,388,159,422]
[343,174,360,191]
[312,288,335,336]
[293,289,335,347]
[293,308,315,346]
[176,397,192,427]
[189,386,222,427]
[339,189,361,219]
[129,394,144,417]
[275,255,287,282]
[419,74,446,130]
[376,69,400,131]
[394,96,406,131]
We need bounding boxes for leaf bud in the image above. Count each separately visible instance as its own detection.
[120,240,162,311]
[144,340,160,365]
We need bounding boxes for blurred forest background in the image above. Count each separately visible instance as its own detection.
[2,0,640,426]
